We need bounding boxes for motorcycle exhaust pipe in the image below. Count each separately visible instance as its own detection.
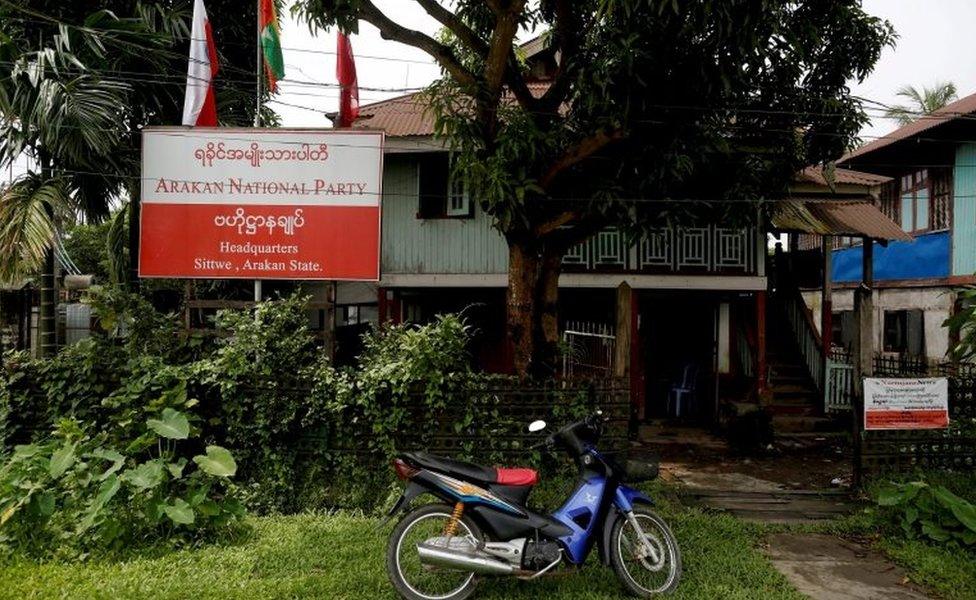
[417,543,515,576]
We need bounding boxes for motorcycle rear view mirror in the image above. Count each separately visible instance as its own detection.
[528,420,547,433]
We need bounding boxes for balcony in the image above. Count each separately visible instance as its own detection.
[563,225,762,276]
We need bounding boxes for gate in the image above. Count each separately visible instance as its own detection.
[561,321,615,378]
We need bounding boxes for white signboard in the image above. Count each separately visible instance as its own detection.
[863,377,949,430]
[139,127,384,280]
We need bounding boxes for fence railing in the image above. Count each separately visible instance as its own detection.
[818,353,976,472]
[824,360,854,413]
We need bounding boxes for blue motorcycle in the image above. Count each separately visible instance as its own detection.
[385,411,682,599]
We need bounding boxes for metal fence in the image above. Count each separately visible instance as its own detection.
[561,321,616,379]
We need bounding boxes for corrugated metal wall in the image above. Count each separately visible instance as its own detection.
[381,155,509,274]
[953,143,976,276]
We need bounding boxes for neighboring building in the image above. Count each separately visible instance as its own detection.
[332,40,907,429]
[799,92,976,361]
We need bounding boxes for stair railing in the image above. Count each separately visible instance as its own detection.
[773,248,824,394]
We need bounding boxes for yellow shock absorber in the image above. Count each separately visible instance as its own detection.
[443,502,465,537]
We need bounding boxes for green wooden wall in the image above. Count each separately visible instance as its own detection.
[952,143,976,276]
[381,155,509,274]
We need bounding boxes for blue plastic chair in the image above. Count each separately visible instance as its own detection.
[668,363,699,418]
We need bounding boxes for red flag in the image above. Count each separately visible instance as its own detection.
[182,0,219,126]
[336,33,359,128]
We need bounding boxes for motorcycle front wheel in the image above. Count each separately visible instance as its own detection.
[610,507,682,596]
[386,503,484,600]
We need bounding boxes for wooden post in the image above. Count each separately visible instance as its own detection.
[821,236,833,402]
[852,237,874,488]
[614,282,633,381]
[756,290,767,394]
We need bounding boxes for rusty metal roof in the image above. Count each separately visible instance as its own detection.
[796,166,891,187]
[772,199,912,241]
[347,82,552,137]
[842,91,976,162]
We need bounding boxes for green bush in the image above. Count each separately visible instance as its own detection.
[0,288,604,517]
[0,412,243,559]
[876,480,976,547]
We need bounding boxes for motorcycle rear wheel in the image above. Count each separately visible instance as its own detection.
[610,507,682,596]
[386,503,484,600]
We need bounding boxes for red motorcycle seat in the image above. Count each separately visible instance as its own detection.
[495,468,538,486]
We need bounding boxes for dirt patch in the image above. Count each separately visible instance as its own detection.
[636,423,852,490]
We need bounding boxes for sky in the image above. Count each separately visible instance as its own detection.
[272,0,976,145]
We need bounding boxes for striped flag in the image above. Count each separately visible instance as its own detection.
[260,0,285,92]
[182,0,219,126]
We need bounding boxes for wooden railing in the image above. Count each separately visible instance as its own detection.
[563,224,761,275]
[824,360,854,412]
[774,249,823,393]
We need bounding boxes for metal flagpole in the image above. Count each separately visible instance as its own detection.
[253,0,263,303]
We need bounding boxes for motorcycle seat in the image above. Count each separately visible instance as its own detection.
[403,452,538,487]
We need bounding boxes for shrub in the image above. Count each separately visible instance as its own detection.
[876,480,976,547]
[0,412,244,559]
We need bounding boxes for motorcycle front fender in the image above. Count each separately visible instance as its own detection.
[596,486,654,566]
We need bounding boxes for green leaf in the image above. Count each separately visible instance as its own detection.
[921,520,952,542]
[163,499,195,525]
[13,444,41,458]
[33,492,55,517]
[877,485,904,506]
[95,474,120,506]
[166,458,187,479]
[48,442,77,478]
[146,408,190,440]
[192,446,237,478]
[122,460,164,491]
[931,486,976,533]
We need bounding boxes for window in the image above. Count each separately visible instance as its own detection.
[897,169,949,233]
[883,309,925,356]
[417,153,472,219]
[899,170,928,232]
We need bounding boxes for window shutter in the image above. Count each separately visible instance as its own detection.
[417,153,449,218]
[906,309,926,358]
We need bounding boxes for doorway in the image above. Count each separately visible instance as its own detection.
[640,292,718,421]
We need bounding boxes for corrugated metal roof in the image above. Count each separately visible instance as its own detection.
[348,82,551,137]
[773,199,912,241]
[796,166,891,187]
[842,91,976,162]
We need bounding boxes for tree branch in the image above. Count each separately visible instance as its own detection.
[533,210,580,237]
[538,0,582,115]
[413,0,489,57]
[357,0,478,88]
[539,128,625,189]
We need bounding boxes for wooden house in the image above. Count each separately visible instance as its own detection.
[799,91,976,362]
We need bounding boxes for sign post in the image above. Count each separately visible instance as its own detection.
[864,378,950,431]
[139,128,383,281]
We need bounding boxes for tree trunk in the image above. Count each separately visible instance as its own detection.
[127,181,141,292]
[39,246,56,357]
[38,150,57,358]
[506,242,563,378]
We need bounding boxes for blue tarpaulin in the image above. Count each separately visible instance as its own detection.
[832,231,950,282]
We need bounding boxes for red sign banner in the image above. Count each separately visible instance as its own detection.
[139,128,383,280]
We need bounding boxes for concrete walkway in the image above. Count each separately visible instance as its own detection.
[671,468,853,524]
[765,534,931,600]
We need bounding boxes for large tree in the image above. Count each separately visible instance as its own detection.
[297,0,893,377]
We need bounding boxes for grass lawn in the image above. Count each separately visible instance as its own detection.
[0,501,803,600]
